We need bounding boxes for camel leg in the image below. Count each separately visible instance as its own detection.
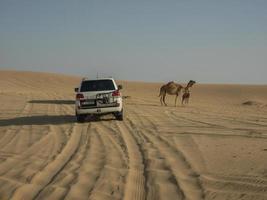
[175,95,178,107]
[159,89,163,106]
[160,95,163,106]
[163,93,167,106]
[184,97,187,105]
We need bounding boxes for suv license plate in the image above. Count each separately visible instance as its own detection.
[82,100,95,105]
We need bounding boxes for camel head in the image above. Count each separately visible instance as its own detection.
[187,80,196,88]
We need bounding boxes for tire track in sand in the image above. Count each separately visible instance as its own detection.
[127,108,205,200]
[10,124,84,200]
[201,174,267,197]
[0,97,72,180]
[87,124,128,200]
[35,123,91,199]
[36,121,128,200]
[0,95,35,152]
[0,125,59,177]
[0,94,63,199]
[122,120,184,200]
[0,125,64,199]
[115,122,146,200]
[63,128,106,200]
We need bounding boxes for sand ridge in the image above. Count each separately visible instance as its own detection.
[0,70,267,200]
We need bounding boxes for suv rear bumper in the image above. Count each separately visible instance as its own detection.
[76,105,122,115]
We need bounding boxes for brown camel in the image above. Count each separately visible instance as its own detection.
[159,81,183,106]
[159,80,196,106]
[182,80,196,105]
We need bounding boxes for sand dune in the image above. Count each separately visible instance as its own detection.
[0,70,267,200]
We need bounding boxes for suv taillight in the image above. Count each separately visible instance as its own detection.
[76,93,84,99]
[112,90,121,97]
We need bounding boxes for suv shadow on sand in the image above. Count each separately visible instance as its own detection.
[28,100,75,104]
[0,115,76,126]
[0,114,117,126]
[0,98,118,126]
[0,114,118,126]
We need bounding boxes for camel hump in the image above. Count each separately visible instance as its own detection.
[166,81,174,86]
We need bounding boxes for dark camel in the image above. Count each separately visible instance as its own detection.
[182,80,196,105]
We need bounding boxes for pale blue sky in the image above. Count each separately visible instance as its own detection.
[0,0,267,84]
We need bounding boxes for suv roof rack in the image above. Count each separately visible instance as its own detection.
[81,77,114,81]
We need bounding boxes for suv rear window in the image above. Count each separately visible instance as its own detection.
[80,80,115,92]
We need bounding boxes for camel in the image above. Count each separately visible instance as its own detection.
[159,80,196,106]
[159,81,183,106]
[182,80,196,105]
[182,89,190,104]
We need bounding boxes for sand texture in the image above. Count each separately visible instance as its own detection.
[0,70,267,200]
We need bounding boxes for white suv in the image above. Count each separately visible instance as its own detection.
[75,78,123,122]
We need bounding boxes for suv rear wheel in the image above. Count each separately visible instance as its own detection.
[114,110,123,121]
[76,114,86,123]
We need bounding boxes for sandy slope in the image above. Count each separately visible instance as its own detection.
[0,70,267,200]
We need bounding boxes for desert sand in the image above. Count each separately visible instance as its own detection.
[0,70,267,200]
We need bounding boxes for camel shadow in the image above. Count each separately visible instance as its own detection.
[126,102,185,108]
[126,102,160,107]
[0,115,76,126]
[29,100,75,104]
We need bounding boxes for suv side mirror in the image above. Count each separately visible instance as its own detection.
[118,85,123,90]
[74,87,79,92]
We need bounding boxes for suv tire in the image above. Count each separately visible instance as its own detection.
[76,114,86,123]
[114,110,123,121]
